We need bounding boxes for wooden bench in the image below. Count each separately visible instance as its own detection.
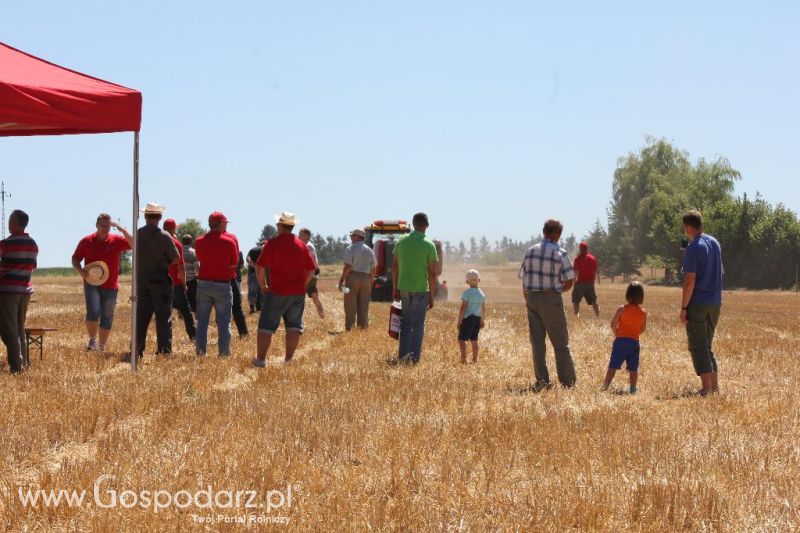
[25,327,58,363]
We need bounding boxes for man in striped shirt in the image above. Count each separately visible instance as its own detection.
[519,219,577,391]
[0,210,38,373]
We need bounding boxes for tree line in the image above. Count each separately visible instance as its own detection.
[168,138,800,290]
[443,138,800,289]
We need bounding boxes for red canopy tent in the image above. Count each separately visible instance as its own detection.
[0,42,143,370]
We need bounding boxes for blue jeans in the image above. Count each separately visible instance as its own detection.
[399,291,429,364]
[84,284,119,329]
[247,272,261,310]
[195,280,233,356]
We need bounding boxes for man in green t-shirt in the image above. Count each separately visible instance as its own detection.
[392,213,438,364]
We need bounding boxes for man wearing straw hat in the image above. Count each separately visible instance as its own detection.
[339,228,376,330]
[163,219,196,342]
[135,203,180,359]
[253,212,317,366]
[71,213,133,352]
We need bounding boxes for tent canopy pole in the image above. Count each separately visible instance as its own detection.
[130,131,139,372]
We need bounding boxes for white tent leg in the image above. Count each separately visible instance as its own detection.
[130,131,140,372]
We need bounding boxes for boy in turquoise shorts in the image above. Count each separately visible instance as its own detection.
[457,269,486,364]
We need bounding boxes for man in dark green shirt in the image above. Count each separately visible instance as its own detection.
[392,213,438,364]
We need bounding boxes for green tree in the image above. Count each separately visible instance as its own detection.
[607,137,739,280]
[176,218,206,241]
[259,224,278,244]
[564,233,577,256]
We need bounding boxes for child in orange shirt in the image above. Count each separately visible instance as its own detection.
[603,281,647,394]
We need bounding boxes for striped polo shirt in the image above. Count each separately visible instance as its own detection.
[0,232,38,294]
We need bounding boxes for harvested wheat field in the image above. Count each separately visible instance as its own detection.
[1,265,798,531]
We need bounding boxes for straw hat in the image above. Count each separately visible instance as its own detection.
[84,261,110,287]
[274,211,298,226]
[141,202,166,215]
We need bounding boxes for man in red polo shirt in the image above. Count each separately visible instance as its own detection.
[572,241,600,317]
[163,219,196,342]
[72,213,133,352]
[194,212,239,357]
[253,212,317,366]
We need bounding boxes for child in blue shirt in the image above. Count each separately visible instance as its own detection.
[458,269,486,364]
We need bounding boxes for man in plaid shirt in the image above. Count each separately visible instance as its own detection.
[519,219,577,391]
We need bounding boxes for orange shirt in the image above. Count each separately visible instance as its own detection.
[617,304,645,340]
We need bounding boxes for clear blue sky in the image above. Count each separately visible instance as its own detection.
[2,1,798,266]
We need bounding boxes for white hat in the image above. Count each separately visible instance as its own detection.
[84,261,110,287]
[466,269,480,281]
[141,202,166,215]
[274,211,298,226]
[350,228,366,238]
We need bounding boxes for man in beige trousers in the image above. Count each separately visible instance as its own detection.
[338,229,376,330]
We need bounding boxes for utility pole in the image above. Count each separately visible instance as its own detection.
[0,182,10,239]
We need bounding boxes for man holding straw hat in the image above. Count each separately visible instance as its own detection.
[71,213,133,352]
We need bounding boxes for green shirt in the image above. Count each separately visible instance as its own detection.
[394,231,438,293]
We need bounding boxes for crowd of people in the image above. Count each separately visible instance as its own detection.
[1,206,724,396]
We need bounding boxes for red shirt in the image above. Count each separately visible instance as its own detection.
[194,231,238,282]
[573,252,597,283]
[256,233,317,295]
[168,236,185,286]
[72,233,132,290]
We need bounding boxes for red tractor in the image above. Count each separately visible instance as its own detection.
[365,220,448,302]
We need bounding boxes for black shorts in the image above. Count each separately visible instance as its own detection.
[458,315,481,341]
[571,282,597,305]
[306,278,319,297]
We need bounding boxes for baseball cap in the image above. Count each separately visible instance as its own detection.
[579,241,588,249]
[163,218,177,230]
[208,211,229,224]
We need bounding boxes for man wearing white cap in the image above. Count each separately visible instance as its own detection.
[135,203,180,359]
[71,213,133,352]
[253,212,317,366]
[339,228,376,330]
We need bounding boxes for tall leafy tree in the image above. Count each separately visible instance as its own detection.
[176,218,206,241]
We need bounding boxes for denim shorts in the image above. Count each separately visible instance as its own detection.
[608,337,640,372]
[258,292,305,334]
[84,284,119,329]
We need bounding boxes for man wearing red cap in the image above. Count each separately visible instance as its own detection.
[194,212,239,357]
[163,219,196,341]
[572,241,600,317]
[221,218,249,338]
